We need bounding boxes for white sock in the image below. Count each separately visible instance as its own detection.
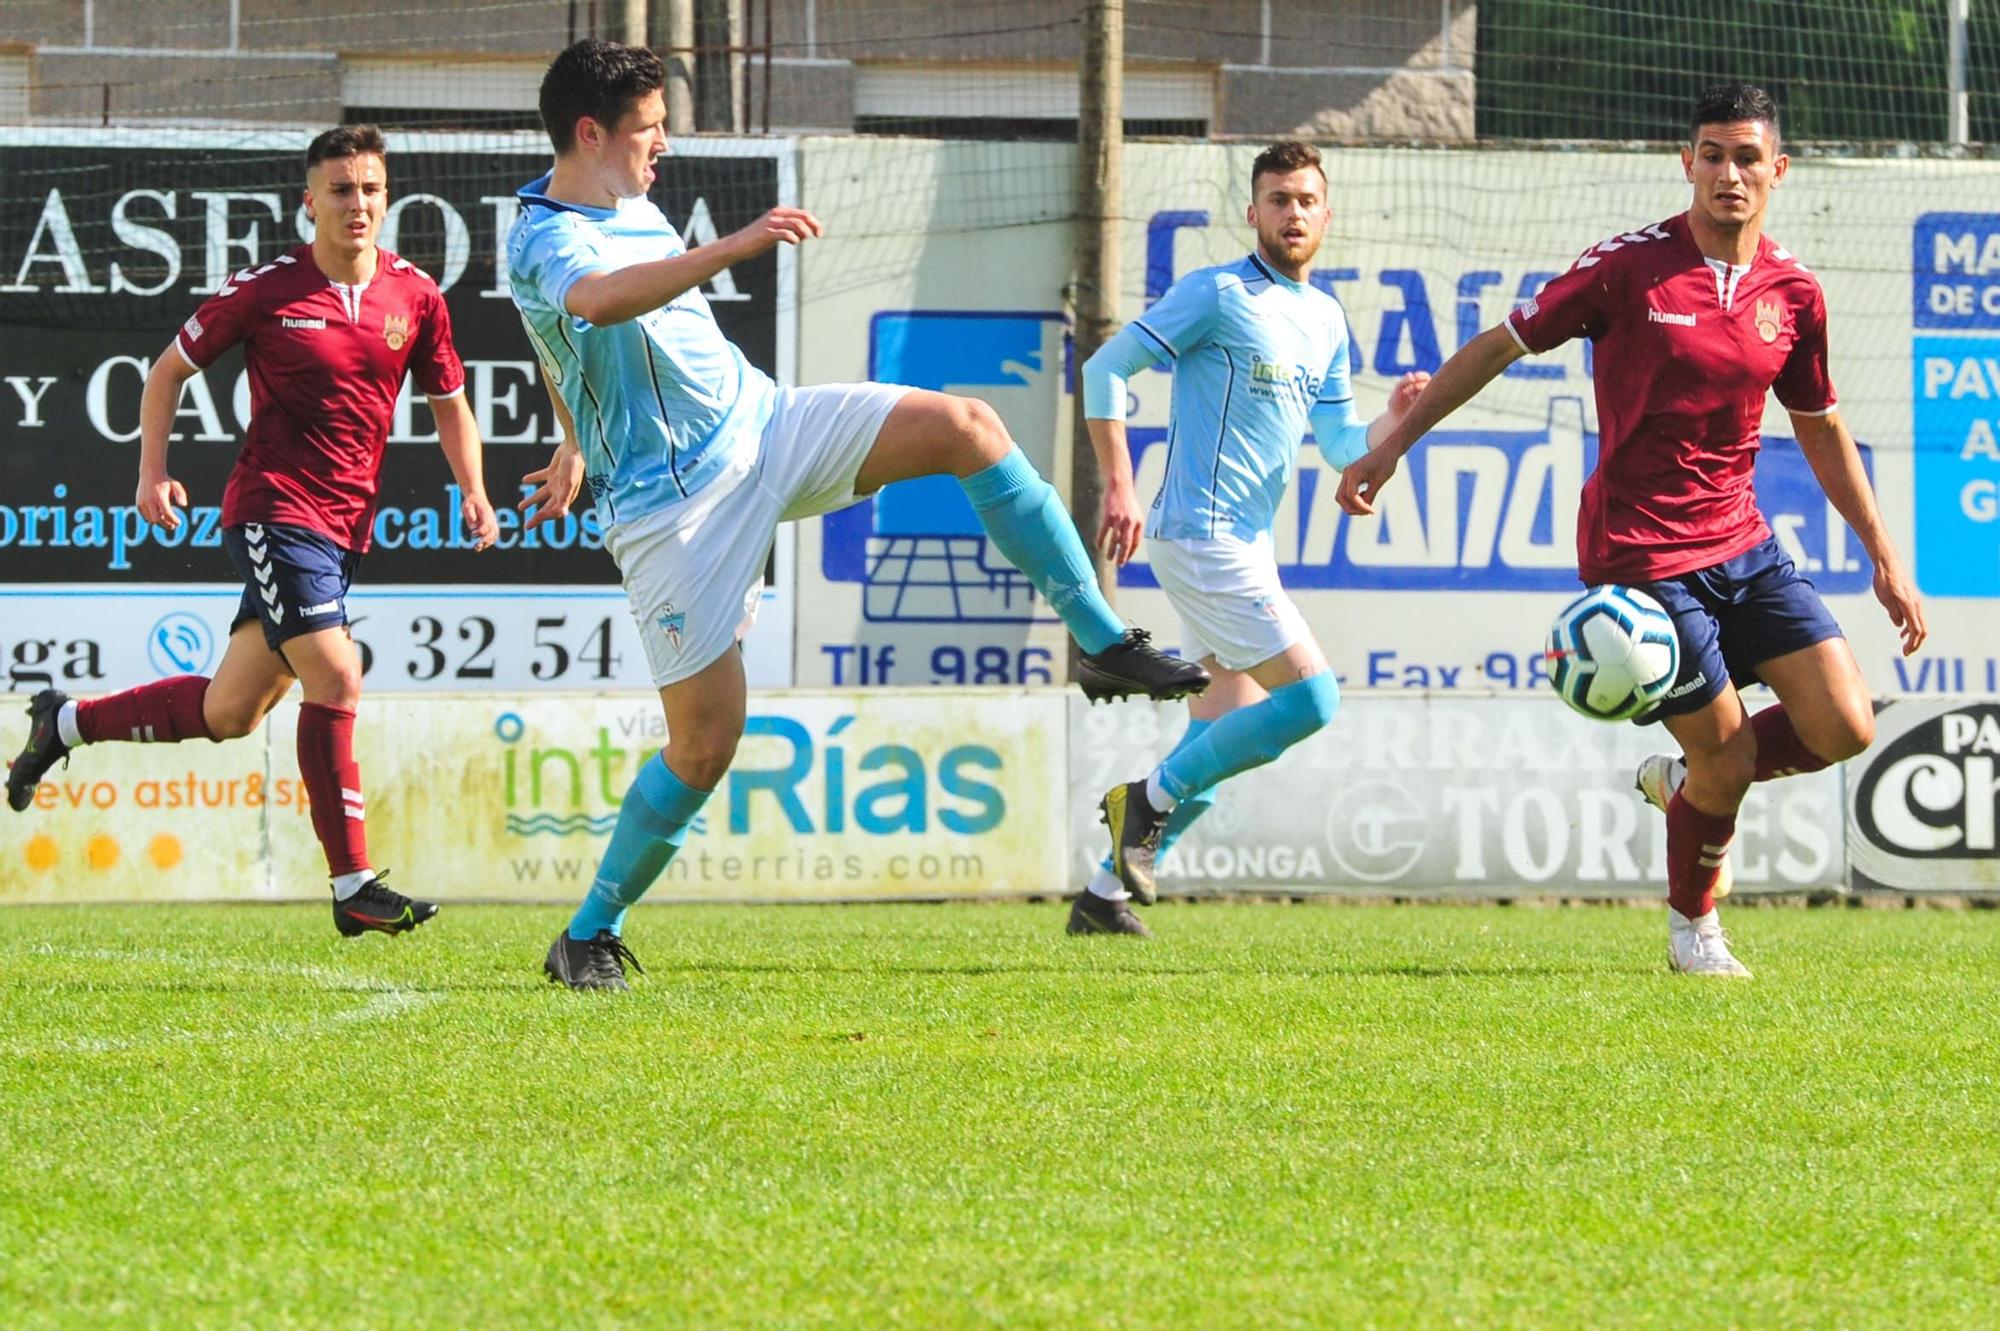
[1085,865,1129,902]
[56,701,83,749]
[1144,772,1177,814]
[331,870,377,901]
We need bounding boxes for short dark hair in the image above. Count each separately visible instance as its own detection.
[1251,139,1326,194]
[539,39,665,155]
[1690,83,1780,143]
[305,124,387,174]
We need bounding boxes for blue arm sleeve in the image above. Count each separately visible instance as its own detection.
[1082,323,1169,420]
[1310,323,1369,469]
[1311,397,1372,470]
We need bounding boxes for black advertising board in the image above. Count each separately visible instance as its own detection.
[0,131,786,586]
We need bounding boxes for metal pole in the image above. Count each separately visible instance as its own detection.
[622,0,648,46]
[1948,0,1970,147]
[664,0,695,134]
[1071,0,1124,638]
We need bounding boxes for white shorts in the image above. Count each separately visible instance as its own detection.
[608,382,909,686]
[1146,531,1310,672]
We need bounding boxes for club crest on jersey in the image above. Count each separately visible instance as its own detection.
[1754,299,1782,344]
[654,602,686,654]
[383,313,410,351]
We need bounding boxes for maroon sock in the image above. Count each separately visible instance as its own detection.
[297,702,369,877]
[1666,791,1735,919]
[1751,705,1829,781]
[74,676,213,744]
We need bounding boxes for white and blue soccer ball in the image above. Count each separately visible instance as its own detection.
[1544,585,1681,722]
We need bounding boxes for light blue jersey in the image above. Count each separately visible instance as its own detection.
[508,172,776,526]
[1086,253,1361,542]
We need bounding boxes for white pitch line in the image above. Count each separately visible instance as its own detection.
[4,946,444,1055]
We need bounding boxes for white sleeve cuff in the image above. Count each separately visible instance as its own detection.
[1500,316,1531,354]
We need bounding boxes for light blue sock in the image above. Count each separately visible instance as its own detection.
[1102,718,1215,873]
[1156,673,1340,801]
[960,447,1124,654]
[568,753,711,940]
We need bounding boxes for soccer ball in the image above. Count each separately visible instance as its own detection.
[1544,585,1681,722]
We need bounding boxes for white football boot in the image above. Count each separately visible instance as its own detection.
[1668,908,1753,978]
[1635,753,1733,900]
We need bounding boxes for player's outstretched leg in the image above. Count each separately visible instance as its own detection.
[857,392,1209,703]
[1069,717,1218,937]
[6,677,215,811]
[1104,672,1338,904]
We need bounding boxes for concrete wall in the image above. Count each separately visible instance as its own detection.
[2,0,1474,140]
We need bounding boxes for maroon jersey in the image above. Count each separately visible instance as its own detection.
[1504,212,1836,584]
[174,245,465,551]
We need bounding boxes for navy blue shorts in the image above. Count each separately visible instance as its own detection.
[222,522,361,651]
[1631,535,1844,724]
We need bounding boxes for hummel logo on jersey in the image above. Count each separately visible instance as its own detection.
[1647,308,1697,328]
[281,316,327,330]
[1666,671,1710,699]
[301,599,343,617]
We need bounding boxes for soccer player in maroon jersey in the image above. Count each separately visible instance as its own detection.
[1336,84,1927,976]
[5,125,499,937]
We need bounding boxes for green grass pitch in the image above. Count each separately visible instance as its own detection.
[4,902,1999,1329]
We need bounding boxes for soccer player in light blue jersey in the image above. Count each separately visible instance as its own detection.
[509,41,1208,989]
[1070,140,1427,936]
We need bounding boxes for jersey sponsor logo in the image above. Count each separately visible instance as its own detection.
[383,313,410,351]
[1754,299,1783,343]
[300,599,343,618]
[280,316,326,330]
[1646,307,1697,328]
[1247,354,1323,404]
[182,314,204,342]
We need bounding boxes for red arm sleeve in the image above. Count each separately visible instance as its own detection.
[173,276,256,369]
[1504,251,1614,354]
[411,287,466,398]
[1772,284,1837,415]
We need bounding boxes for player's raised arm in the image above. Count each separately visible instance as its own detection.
[1789,408,1926,654]
[1335,325,1524,516]
[564,208,821,327]
[135,342,202,531]
[1080,324,1171,566]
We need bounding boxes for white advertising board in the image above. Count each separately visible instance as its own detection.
[1066,692,1847,897]
[789,139,2000,706]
